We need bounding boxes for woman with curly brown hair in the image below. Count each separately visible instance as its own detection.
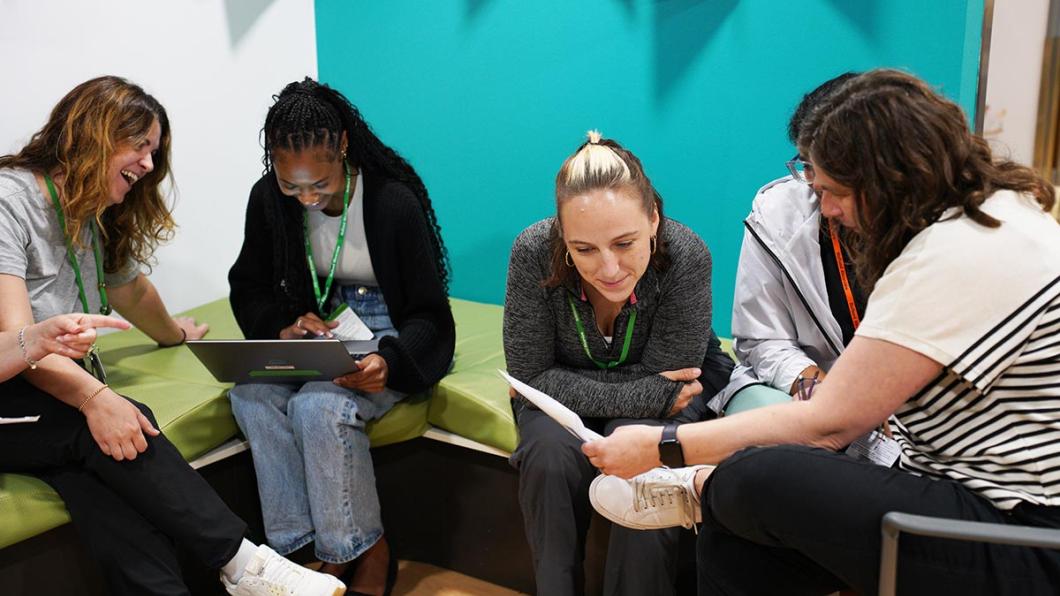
[586,69,1060,595]
[0,76,346,595]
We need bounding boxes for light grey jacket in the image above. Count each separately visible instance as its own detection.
[708,176,845,412]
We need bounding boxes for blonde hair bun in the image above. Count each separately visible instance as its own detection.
[586,129,603,144]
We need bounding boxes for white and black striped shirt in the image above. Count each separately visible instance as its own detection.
[858,191,1060,510]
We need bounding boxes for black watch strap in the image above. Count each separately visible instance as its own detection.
[658,422,685,468]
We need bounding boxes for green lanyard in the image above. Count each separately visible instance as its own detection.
[303,164,352,312]
[566,293,637,369]
[45,175,111,316]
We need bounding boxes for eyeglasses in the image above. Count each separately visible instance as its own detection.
[785,155,815,185]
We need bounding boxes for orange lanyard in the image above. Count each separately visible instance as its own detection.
[828,221,860,329]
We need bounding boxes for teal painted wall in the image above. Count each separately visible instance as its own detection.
[316,0,985,337]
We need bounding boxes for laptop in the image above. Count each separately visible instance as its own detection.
[187,338,380,384]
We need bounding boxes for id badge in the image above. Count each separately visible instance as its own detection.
[86,346,107,384]
[326,303,374,341]
[845,429,901,467]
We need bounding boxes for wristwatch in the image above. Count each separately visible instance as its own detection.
[658,423,685,468]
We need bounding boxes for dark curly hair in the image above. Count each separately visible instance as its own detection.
[799,69,1055,291]
[261,78,450,292]
[787,72,860,146]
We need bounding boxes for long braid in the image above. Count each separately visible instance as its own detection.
[262,78,451,292]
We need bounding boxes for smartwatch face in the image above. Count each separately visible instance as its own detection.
[659,434,683,468]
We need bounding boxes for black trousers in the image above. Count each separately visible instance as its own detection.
[0,377,247,596]
[698,445,1060,596]
[511,396,710,596]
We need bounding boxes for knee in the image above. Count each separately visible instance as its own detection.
[706,446,802,531]
[289,389,357,432]
[516,437,594,488]
[228,385,274,430]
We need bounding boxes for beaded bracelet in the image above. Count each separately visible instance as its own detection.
[17,326,38,369]
[79,384,109,412]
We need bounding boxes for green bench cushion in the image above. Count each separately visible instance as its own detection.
[0,294,734,550]
[96,298,429,448]
[428,300,516,453]
[0,298,430,549]
[428,300,737,455]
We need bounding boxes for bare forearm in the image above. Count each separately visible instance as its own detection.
[676,400,852,465]
[22,355,105,409]
[0,330,31,380]
[0,327,55,381]
[109,274,183,345]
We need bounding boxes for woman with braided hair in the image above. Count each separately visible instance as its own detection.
[227,78,454,594]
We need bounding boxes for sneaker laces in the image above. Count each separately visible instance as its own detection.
[631,468,699,532]
[243,550,308,595]
[259,557,303,593]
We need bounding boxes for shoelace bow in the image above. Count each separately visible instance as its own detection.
[632,469,699,532]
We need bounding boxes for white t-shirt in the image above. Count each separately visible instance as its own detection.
[857,190,1060,510]
[307,171,377,286]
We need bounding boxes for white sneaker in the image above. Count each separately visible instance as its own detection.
[221,544,346,596]
[589,465,712,531]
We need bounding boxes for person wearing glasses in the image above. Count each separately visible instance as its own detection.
[586,69,1060,595]
[709,73,863,417]
[0,76,347,595]
[503,131,734,595]
[227,78,455,595]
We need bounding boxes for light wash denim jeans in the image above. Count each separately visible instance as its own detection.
[230,285,404,564]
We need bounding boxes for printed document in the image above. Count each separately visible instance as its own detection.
[499,370,602,442]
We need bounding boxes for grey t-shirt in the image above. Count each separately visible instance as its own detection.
[0,168,139,322]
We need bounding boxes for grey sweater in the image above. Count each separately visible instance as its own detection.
[503,217,728,419]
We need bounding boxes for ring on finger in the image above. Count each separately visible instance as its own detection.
[295,318,304,330]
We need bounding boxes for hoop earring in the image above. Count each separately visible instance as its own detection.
[564,251,575,267]
[650,235,657,254]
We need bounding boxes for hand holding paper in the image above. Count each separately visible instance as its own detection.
[500,370,602,442]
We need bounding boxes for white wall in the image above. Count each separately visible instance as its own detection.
[0,0,317,315]
[983,0,1050,164]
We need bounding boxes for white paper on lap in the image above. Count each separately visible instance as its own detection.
[499,369,603,443]
[0,415,40,425]
[330,306,374,341]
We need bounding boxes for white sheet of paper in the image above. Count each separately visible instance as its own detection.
[330,307,374,341]
[0,415,40,425]
[499,370,602,443]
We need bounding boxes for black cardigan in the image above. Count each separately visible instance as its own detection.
[228,173,455,394]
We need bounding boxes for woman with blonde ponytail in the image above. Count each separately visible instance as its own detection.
[503,131,733,595]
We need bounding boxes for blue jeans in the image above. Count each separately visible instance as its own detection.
[230,285,404,563]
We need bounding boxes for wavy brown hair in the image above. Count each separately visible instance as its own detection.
[800,69,1055,291]
[0,76,174,273]
[544,131,670,287]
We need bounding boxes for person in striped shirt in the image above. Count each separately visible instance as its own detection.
[582,69,1060,595]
